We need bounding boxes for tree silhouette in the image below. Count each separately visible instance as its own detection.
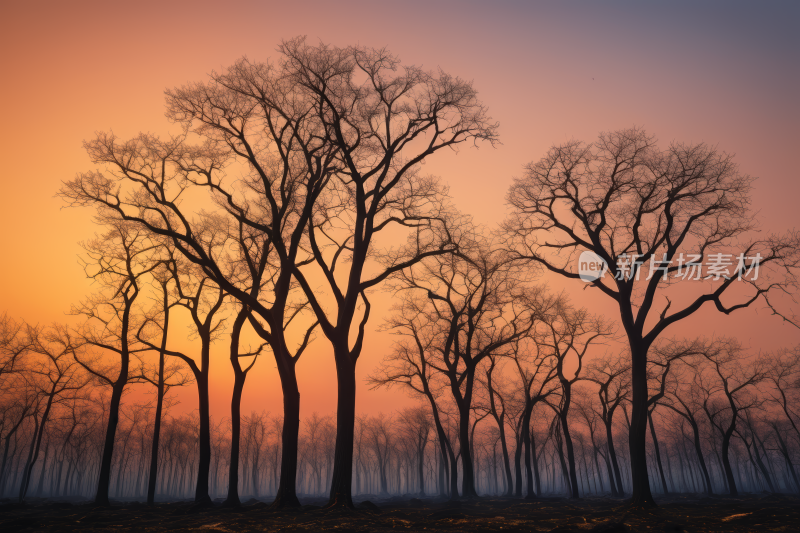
[278,37,499,507]
[480,353,514,497]
[585,352,630,496]
[60,45,335,508]
[397,406,432,496]
[508,336,559,498]
[135,260,194,506]
[381,236,547,498]
[70,221,162,505]
[223,308,267,506]
[699,339,766,496]
[18,326,86,502]
[369,292,459,498]
[660,365,716,495]
[159,259,226,504]
[504,127,800,507]
[538,299,612,498]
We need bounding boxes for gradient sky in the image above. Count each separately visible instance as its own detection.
[1,0,798,422]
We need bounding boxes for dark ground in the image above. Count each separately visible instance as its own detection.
[1,493,797,532]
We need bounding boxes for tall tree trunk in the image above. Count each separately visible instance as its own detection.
[458,401,478,498]
[19,404,47,502]
[95,375,127,505]
[445,430,459,498]
[224,309,251,507]
[0,410,28,492]
[773,428,800,493]
[602,449,618,495]
[522,404,535,498]
[431,418,453,498]
[721,425,738,496]
[437,446,445,496]
[194,356,212,504]
[688,419,713,495]
[605,418,624,496]
[744,436,775,492]
[628,346,655,507]
[497,416,513,497]
[531,428,542,495]
[327,348,356,507]
[34,443,49,496]
[225,371,246,506]
[147,366,164,505]
[752,430,776,492]
[258,330,300,509]
[559,386,580,499]
[417,438,426,495]
[554,422,571,495]
[513,428,524,497]
[147,287,170,506]
[647,410,669,495]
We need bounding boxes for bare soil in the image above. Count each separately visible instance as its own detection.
[0,493,797,532]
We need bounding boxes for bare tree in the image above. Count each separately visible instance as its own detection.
[538,299,613,498]
[301,413,334,495]
[136,261,194,505]
[382,237,546,498]
[365,415,395,496]
[508,335,560,498]
[279,37,498,507]
[397,406,431,496]
[573,388,612,495]
[369,293,459,498]
[480,354,514,497]
[660,365,715,495]
[0,376,38,492]
[160,260,227,503]
[70,221,162,505]
[0,314,31,386]
[58,36,495,508]
[764,346,800,446]
[18,326,86,502]
[0,317,36,492]
[763,345,800,492]
[699,339,766,496]
[60,45,334,508]
[504,127,799,506]
[641,339,708,496]
[585,352,630,496]
[241,411,269,498]
[223,308,267,506]
[736,409,775,492]
[767,417,800,493]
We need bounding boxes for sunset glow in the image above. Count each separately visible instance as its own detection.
[0,0,798,524]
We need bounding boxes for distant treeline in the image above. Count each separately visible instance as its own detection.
[1,316,798,502]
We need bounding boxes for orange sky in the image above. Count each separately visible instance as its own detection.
[1,1,798,422]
